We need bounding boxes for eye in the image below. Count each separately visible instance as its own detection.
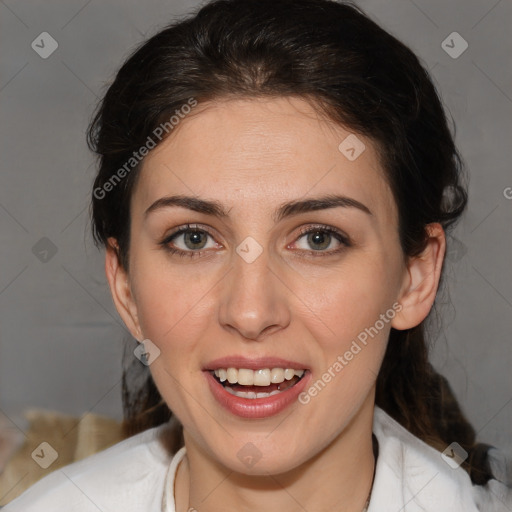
[160,224,220,258]
[292,225,351,256]
[160,223,351,259]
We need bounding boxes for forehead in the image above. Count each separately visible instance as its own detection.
[133,96,397,224]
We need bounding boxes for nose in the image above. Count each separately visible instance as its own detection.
[218,246,291,341]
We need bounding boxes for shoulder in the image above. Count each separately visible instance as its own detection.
[370,406,512,511]
[2,422,181,512]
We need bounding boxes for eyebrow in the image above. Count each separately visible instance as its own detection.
[144,193,372,222]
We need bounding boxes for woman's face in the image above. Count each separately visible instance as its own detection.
[112,96,413,474]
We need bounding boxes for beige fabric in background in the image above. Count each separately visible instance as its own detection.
[0,409,122,505]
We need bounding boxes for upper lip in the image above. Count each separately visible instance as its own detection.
[204,356,309,371]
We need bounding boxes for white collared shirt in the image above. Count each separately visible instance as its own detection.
[3,406,511,511]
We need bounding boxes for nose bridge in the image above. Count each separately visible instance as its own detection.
[218,238,290,340]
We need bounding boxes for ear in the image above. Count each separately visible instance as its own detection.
[105,238,142,340]
[391,223,446,330]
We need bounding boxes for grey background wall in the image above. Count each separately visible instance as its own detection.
[0,0,511,454]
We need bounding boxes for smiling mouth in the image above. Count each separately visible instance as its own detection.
[210,367,307,399]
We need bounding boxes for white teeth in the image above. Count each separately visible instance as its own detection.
[253,369,271,386]
[284,369,295,380]
[271,368,284,383]
[213,367,305,386]
[225,387,282,399]
[237,369,254,386]
[226,368,238,384]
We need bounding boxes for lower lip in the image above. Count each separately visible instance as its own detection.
[204,371,310,419]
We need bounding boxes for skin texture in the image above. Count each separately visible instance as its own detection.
[105,96,445,512]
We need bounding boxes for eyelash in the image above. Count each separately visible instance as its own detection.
[159,223,351,259]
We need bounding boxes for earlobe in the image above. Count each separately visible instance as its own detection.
[391,223,446,330]
[105,238,142,340]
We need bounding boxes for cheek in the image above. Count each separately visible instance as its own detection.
[295,255,399,344]
[294,261,397,423]
[129,243,209,330]
[129,259,211,421]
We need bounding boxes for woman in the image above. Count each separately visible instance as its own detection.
[4,0,511,510]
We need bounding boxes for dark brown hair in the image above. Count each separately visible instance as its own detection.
[88,0,494,484]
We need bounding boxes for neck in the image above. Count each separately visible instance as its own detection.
[175,396,376,512]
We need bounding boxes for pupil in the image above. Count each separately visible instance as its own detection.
[185,230,206,249]
[308,231,330,250]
